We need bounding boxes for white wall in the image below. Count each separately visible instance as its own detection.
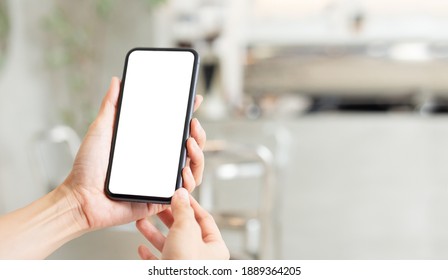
[0,0,53,213]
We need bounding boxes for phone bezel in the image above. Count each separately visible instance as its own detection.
[104,47,200,204]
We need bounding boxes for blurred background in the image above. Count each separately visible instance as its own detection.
[2,0,448,259]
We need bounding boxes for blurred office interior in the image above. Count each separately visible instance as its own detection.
[2,0,448,259]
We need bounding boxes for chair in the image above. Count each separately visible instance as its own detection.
[30,125,80,191]
[200,139,276,259]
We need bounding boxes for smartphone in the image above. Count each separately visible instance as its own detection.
[105,48,200,204]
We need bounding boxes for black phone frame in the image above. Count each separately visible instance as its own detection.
[105,47,200,204]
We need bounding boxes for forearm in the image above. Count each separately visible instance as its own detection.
[0,185,88,259]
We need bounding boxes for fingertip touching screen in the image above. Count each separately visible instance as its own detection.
[107,49,197,201]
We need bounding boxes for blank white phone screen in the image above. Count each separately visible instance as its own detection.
[108,50,195,198]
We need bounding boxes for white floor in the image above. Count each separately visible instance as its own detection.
[203,114,448,259]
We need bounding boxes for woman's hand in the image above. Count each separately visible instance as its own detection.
[61,77,206,231]
[136,188,229,260]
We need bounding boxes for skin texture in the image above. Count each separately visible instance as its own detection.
[0,77,207,259]
[137,188,230,260]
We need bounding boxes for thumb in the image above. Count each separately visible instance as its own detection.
[98,77,120,120]
[171,188,195,222]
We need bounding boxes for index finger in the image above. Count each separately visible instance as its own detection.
[189,195,223,243]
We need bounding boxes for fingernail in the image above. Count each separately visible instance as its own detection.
[176,188,189,204]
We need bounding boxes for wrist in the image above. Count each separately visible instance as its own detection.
[53,183,90,234]
[0,184,90,259]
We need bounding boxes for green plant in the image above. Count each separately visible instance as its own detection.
[0,1,10,68]
[41,0,165,133]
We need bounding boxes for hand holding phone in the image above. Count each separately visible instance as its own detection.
[105,48,200,204]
